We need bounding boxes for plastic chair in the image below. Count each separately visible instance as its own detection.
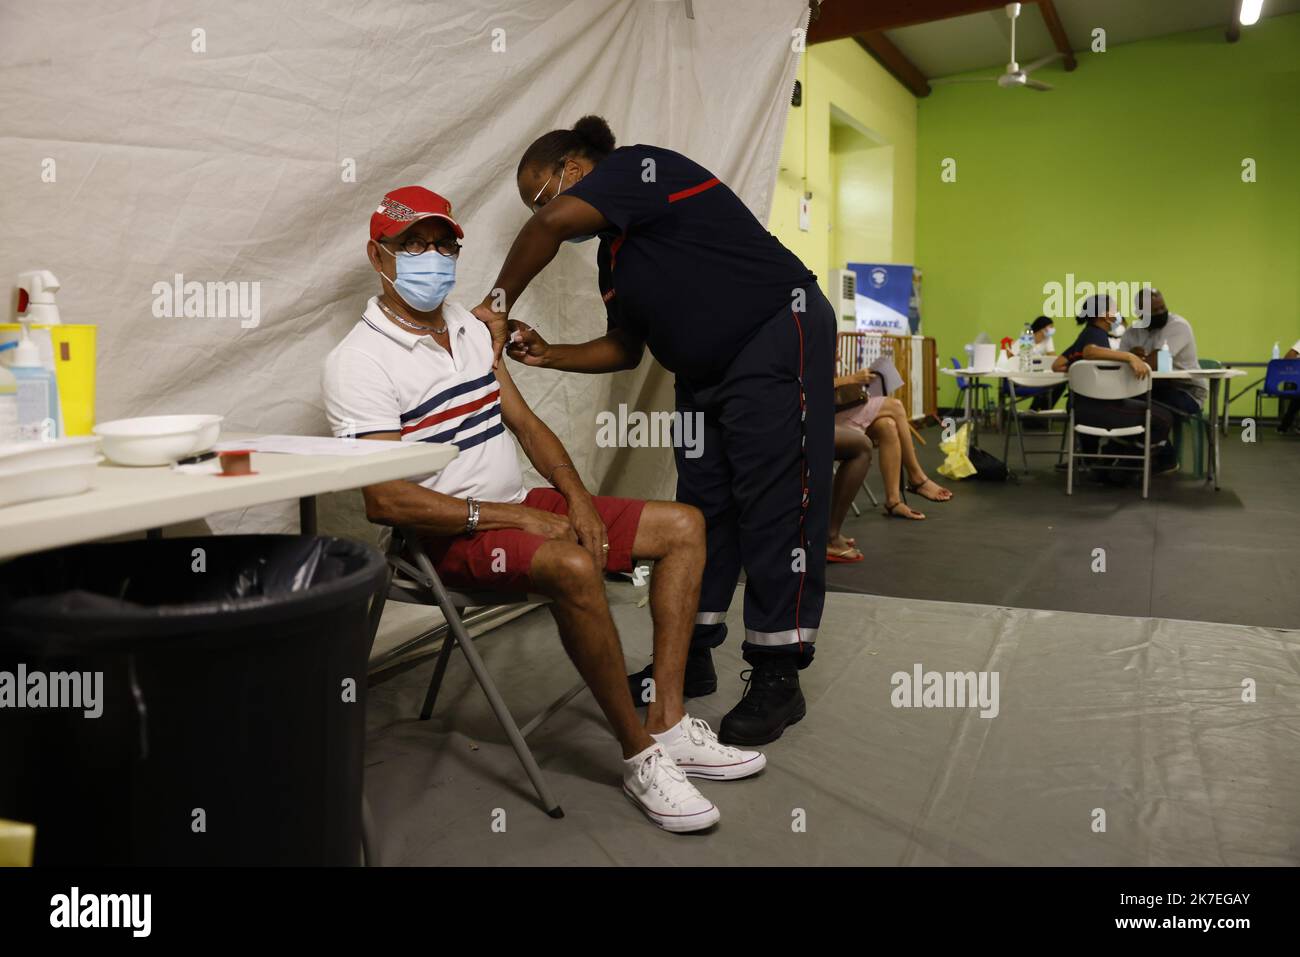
[1255,358,1300,421]
[951,357,993,426]
[1065,361,1154,499]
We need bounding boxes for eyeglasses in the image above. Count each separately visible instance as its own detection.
[528,162,569,213]
[382,235,461,257]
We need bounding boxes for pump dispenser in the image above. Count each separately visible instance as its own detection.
[16,270,62,325]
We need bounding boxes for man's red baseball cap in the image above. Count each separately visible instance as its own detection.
[370,186,464,242]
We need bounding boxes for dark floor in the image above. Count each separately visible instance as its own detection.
[826,422,1300,630]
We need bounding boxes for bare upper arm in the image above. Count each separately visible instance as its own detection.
[494,362,537,435]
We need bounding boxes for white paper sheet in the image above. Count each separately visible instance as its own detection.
[213,435,399,457]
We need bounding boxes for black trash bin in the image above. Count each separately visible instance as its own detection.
[0,535,387,866]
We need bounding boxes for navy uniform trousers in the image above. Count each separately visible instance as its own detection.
[673,285,836,669]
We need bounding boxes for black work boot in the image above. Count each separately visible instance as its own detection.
[717,656,806,746]
[627,645,718,705]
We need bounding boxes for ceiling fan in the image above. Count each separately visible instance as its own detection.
[933,2,1063,92]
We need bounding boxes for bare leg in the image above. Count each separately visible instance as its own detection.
[883,397,951,501]
[628,502,704,734]
[830,426,870,552]
[530,540,653,759]
[868,416,924,520]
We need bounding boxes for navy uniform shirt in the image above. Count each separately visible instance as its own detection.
[567,145,815,385]
[1061,322,1111,366]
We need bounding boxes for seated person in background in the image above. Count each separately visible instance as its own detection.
[322,186,764,834]
[1123,288,1205,417]
[1280,339,1300,434]
[827,424,871,562]
[1052,293,1176,473]
[1026,315,1067,412]
[835,371,951,520]
[1029,315,1056,356]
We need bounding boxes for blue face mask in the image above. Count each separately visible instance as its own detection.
[1108,317,1123,336]
[381,246,455,311]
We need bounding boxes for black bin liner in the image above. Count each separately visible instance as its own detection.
[0,535,387,866]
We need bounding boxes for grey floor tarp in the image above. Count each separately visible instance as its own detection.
[364,587,1300,866]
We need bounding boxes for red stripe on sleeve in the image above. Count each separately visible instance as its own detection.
[667,177,720,203]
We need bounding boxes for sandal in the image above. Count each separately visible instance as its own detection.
[906,478,952,503]
[827,545,864,563]
[883,501,925,520]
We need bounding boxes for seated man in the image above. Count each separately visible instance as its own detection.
[1124,288,1206,417]
[322,186,764,833]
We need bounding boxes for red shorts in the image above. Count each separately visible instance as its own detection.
[422,487,647,592]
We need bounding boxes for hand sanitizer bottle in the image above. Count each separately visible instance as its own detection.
[0,342,19,443]
[12,331,60,440]
[1156,342,1173,373]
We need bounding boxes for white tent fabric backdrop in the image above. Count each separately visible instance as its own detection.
[0,0,808,542]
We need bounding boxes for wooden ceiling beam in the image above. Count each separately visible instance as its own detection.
[855,32,932,97]
[1037,0,1077,71]
[808,0,1009,44]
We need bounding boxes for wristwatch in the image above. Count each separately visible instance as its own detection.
[464,497,481,536]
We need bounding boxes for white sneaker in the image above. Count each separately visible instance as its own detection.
[622,744,720,833]
[653,714,767,780]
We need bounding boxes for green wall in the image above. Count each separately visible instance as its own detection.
[772,39,917,304]
[916,14,1300,414]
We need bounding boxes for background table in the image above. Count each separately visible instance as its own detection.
[0,436,458,561]
[939,366,1243,489]
[1218,361,1270,434]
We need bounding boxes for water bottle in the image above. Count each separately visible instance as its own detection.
[1019,325,1033,372]
[1272,342,1281,360]
[1157,342,1173,373]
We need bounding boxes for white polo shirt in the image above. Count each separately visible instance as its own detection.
[322,297,526,504]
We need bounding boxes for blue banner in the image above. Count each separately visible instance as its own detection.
[849,263,914,336]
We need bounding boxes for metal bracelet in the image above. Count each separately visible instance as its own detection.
[464,497,481,536]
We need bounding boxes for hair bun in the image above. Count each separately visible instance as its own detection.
[573,115,616,155]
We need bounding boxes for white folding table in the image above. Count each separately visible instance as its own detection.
[0,436,458,561]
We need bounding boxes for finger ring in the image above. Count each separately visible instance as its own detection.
[602,543,610,550]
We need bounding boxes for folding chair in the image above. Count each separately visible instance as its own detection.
[1001,376,1069,473]
[1065,361,1153,499]
[381,524,579,819]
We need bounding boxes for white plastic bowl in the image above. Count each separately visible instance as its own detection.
[0,456,101,508]
[94,414,223,467]
[0,436,101,476]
